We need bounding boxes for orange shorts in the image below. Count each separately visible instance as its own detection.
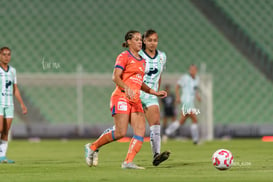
[110,96,144,116]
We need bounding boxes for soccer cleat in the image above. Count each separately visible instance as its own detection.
[121,161,145,170]
[84,143,95,167]
[153,150,171,166]
[0,156,15,164]
[92,150,99,166]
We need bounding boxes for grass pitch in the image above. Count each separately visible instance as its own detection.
[0,138,273,182]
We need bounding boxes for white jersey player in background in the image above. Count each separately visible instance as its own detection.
[164,64,201,144]
[139,29,170,166]
[0,47,27,163]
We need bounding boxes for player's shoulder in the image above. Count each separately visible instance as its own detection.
[116,50,130,61]
[157,50,166,56]
[8,65,16,72]
[138,49,144,56]
[118,50,129,57]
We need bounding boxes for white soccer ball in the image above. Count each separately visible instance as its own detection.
[212,149,233,170]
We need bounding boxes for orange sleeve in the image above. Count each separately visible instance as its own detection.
[114,52,128,70]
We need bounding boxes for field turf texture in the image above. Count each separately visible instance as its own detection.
[0,139,273,182]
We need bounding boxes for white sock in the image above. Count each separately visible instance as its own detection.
[191,124,199,143]
[0,140,3,157]
[165,120,180,136]
[0,140,8,157]
[150,125,161,155]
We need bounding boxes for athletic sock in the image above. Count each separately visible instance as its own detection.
[150,125,161,156]
[125,135,143,163]
[165,120,180,136]
[90,130,115,151]
[191,123,199,143]
[0,140,8,157]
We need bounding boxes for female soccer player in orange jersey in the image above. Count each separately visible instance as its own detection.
[85,30,167,169]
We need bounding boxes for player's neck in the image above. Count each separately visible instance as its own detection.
[0,63,9,71]
[145,49,156,57]
[129,49,141,59]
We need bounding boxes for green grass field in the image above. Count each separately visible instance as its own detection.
[1,139,273,182]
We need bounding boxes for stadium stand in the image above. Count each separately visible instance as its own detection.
[0,0,272,137]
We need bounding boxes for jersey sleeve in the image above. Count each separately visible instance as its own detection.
[162,52,167,71]
[114,52,128,70]
[12,67,17,84]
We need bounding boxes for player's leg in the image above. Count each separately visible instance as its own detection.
[85,113,129,167]
[0,117,14,163]
[144,105,170,166]
[189,114,199,144]
[122,112,145,169]
[92,125,115,166]
[144,105,161,157]
[0,115,4,161]
[0,107,15,163]
[165,109,187,137]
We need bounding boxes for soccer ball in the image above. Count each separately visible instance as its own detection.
[212,149,233,170]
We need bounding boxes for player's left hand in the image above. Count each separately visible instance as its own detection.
[21,104,28,115]
[156,90,167,98]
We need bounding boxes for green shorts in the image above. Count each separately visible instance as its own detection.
[0,106,14,118]
[141,97,159,109]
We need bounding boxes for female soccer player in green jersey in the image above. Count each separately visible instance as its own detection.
[0,47,27,163]
[139,29,170,166]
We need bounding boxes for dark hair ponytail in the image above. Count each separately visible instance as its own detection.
[122,30,139,48]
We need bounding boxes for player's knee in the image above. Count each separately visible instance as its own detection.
[114,130,127,139]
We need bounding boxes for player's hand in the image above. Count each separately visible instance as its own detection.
[125,87,136,100]
[156,90,167,98]
[196,94,201,102]
[21,104,28,115]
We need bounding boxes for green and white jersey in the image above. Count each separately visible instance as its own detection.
[139,49,166,102]
[0,65,17,106]
[177,73,199,105]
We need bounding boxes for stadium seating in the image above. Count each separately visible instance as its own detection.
[1,0,272,126]
[214,0,273,61]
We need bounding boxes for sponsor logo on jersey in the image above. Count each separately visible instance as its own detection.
[117,101,127,111]
[5,80,12,89]
[147,68,158,76]
[2,92,13,96]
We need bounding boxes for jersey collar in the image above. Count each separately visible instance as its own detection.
[142,49,158,59]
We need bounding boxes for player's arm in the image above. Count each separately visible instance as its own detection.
[13,84,27,114]
[195,87,201,102]
[158,76,162,90]
[112,68,135,100]
[141,82,167,98]
[175,84,181,104]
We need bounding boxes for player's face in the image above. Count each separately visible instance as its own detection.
[144,33,158,52]
[0,49,11,64]
[128,33,142,52]
[189,66,198,76]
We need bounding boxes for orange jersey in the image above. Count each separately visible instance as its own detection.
[111,50,146,103]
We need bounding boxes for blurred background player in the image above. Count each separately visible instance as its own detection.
[84,30,167,169]
[139,29,170,166]
[160,84,177,139]
[165,64,201,144]
[0,47,27,163]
